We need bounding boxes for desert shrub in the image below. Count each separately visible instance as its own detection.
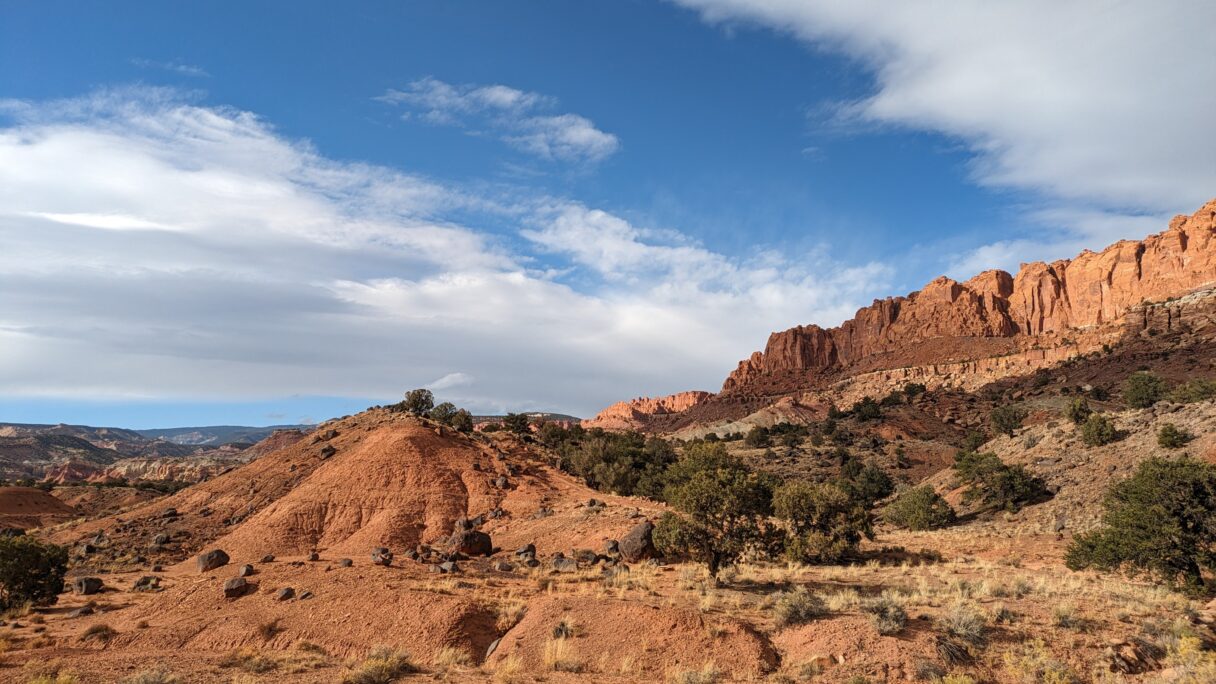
[772,587,826,628]
[119,670,181,684]
[938,602,988,650]
[1064,397,1092,425]
[394,388,434,416]
[449,409,473,432]
[837,459,895,506]
[773,480,872,564]
[953,451,1047,512]
[743,426,771,448]
[427,402,457,424]
[863,596,908,635]
[884,486,956,530]
[1124,371,1167,408]
[1066,457,1216,592]
[542,637,581,672]
[502,412,531,434]
[1002,639,1080,683]
[342,646,417,684]
[0,536,67,610]
[1170,378,1216,404]
[880,391,903,406]
[852,396,882,421]
[1080,413,1118,446]
[654,444,775,576]
[1158,423,1194,449]
[80,623,117,643]
[990,405,1027,437]
[552,429,675,499]
[961,431,987,453]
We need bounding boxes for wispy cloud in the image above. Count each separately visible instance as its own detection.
[130,58,210,78]
[378,77,620,164]
[0,88,886,415]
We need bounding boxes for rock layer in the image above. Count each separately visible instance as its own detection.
[583,391,712,430]
[722,199,1216,396]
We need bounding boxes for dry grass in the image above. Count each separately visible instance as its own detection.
[492,653,525,683]
[341,646,417,684]
[772,587,826,628]
[496,597,528,631]
[80,623,117,644]
[431,646,472,669]
[219,648,278,674]
[665,661,722,684]
[256,618,283,640]
[542,637,582,672]
[117,669,181,684]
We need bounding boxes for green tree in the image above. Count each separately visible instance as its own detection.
[837,461,894,506]
[1124,371,1167,409]
[1170,379,1216,404]
[0,536,68,609]
[1066,457,1216,592]
[450,409,474,433]
[773,481,872,564]
[1080,413,1118,446]
[953,451,1047,512]
[428,401,458,425]
[851,396,882,421]
[743,426,771,448]
[884,486,956,530]
[502,412,531,434]
[400,388,435,416]
[1157,423,1193,449]
[1064,397,1092,425]
[990,405,1027,437]
[654,443,775,576]
[902,382,927,398]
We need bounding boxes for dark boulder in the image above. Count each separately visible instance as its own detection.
[275,587,295,601]
[619,521,656,562]
[552,557,579,573]
[260,554,275,563]
[74,577,104,595]
[450,530,492,557]
[339,558,353,568]
[223,577,250,599]
[238,564,255,577]
[197,549,230,573]
[371,547,393,566]
[132,576,161,592]
[515,543,536,557]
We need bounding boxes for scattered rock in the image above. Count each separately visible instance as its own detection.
[339,558,353,567]
[68,607,94,618]
[619,520,656,562]
[132,576,161,592]
[371,547,393,566]
[74,577,104,595]
[261,554,275,563]
[320,444,337,459]
[449,530,493,557]
[515,543,536,557]
[223,577,250,599]
[275,587,295,601]
[492,560,514,572]
[307,551,320,562]
[439,561,459,574]
[197,549,230,573]
[552,557,579,573]
[299,590,314,600]
[238,564,255,577]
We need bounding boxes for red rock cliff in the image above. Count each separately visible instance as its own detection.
[723,199,1216,395]
[583,391,712,430]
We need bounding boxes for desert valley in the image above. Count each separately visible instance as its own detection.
[0,202,1214,682]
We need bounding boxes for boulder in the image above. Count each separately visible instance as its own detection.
[238,564,255,577]
[515,543,536,557]
[371,547,393,566]
[439,561,459,574]
[552,557,579,573]
[223,577,249,599]
[74,577,104,595]
[196,549,230,573]
[319,444,336,459]
[619,520,656,562]
[275,587,295,601]
[450,530,493,557]
[132,576,161,592]
[307,551,320,562]
[493,560,514,572]
[339,558,353,567]
[260,554,275,563]
[68,607,94,618]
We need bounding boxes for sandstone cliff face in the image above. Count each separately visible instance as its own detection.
[583,391,712,430]
[722,199,1216,396]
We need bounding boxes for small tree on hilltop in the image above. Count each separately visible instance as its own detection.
[852,396,882,421]
[653,443,775,577]
[953,451,1047,512]
[1066,457,1216,593]
[990,405,1027,437]
[1124,371,1167,409]
[503,412,531,435]
[0,536,68,610]
[773,481,872,564]
[401,388,435,416]
[450,409,474,433]
[428,401,458,425]
[884,486,956,531]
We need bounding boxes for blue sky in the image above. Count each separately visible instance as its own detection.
[1,1,1213,427]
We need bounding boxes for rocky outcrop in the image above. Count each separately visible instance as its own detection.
[722,199,1216,397]
[583,391,713,430]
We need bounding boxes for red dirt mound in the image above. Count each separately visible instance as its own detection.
[486,595,779,678]
[0,485,77,530]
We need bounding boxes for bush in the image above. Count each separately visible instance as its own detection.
[342,646,417,684]
[1124,371,1167,408]
[773,481,872,564]
[1064,397,1092,425]
[551,429,674,499]
[502,413,531,434]
[654,444,775,576]
[990,405,1027,437]
[851,396,882,421]
[1170,378,1216,404]
[884,486,956,530]
[1158,423,1194,449]
[953,452,1046,512]
[1080,414,1117,446]
[397,388,434,416]
[428,402,458,425]
[837,460,894,506]
[743,426,771,448]
[450,409,473,433]
[0,536,67,610]
[1066,457,1216,592]
[772,587,826,628]
[863,596,908,635]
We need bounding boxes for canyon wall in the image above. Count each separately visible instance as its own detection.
[587,199,1216,430]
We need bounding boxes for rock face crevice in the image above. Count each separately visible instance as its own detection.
[721,200,1216,396]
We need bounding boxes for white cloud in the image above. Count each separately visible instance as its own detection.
[0,88,885,416]
[378,77,620,164]
[672,0,1216,269]
[130,58,211,78]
